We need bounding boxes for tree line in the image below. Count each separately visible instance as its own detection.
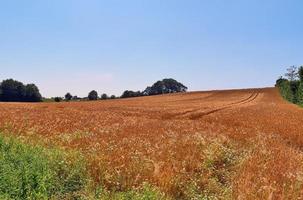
[0,79,42,102]
[0,78,187,102]
[53,91,117,102]
[276,66,303,105]
[60,78,187,101]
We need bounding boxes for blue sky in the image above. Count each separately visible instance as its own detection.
[0,0,302,97]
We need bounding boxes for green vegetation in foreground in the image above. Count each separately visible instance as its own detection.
[0,134,166,200]
[0,135,87,199]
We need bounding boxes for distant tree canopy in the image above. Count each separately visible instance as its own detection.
[0,79,42,102]
[72,96,80,101]
[101,93,108,100]
[120,78,187,99]
[54,97,63,102]
[143,78,188,95]
[88,90,98,100]
[65,93,72,101]
[121,90,141,98]
[0,78,186,102]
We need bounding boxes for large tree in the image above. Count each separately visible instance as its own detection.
[88,90,98,100]
[0,79,42,102]
[101,93,108,100]
[143,78,187,96]
[0,79,25,101]
[25,84,42,102]
[65,93,73,101]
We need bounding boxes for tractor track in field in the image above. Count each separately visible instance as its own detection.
[188,91,259,120]
[163,90,260,120]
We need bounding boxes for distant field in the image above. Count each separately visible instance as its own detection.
[1,88,303,199]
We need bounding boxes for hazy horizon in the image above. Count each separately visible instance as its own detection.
[1,0,302,97]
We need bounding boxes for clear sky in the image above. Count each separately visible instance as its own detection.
[1,0,302,97]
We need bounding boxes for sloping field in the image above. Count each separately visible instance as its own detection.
[0,87,303,199]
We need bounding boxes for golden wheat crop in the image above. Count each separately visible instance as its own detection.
[0,88,302,199]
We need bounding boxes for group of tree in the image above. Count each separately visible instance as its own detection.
[87,91,115,101]
[85,78,187,100]
[51,91,116,102]
[121,90,142,98]
[0,79,42,102]
[276,66,303,105]
[52,94,80,102]
[120,78,187,98]
[0,78,187,102]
